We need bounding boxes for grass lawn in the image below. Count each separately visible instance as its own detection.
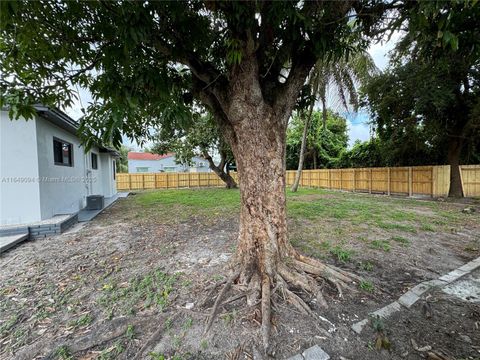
[129,187,473,263]
[1,188,478,359]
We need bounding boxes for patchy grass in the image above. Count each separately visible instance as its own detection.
[359,261,375,271]
[68,313,93,329]
[370,240,391,252]
[55,345,73,360]
[98,269,178,317]
[420,223,436,232]
[330,245,354,263]
[133,188,240,222]
[376,221,417,233]
[359,280,375,293]
[390,236,411,246]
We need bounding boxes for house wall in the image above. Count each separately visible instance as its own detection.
[35,117,117,220]
[128,155,210,173]
[0,112,42,225]
[99,153,116,198]
[189,156,211,173]
[87,148,101,196]
[36,116,89,219]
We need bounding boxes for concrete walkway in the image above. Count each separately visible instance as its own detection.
[351,255,480,335]
[286,255,480,360]
[77,192,129,222]
[1,192,129,253]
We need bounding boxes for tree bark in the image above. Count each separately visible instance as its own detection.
[447,136,464,197]
[202,151,237,189]
[231,107,294,284]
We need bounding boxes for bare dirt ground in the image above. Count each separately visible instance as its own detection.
[1,189,479,360]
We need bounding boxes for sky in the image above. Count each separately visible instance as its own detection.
[64,32,402,150]
[344,31,402,147]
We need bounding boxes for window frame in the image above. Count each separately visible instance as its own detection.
[91,152,98,170]
[53,137,74,167]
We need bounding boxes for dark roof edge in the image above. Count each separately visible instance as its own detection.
[2,105,120,157]
[33,104,80,135]
[35,105,119,157]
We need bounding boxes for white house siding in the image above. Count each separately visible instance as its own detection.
[0,112,42,225]
[36,116,89,219]
[87,148,102,196]
[128,155,210,173]
[99,153,116,198]
[1,110,118,226]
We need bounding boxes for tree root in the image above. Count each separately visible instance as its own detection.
[203,255,360,354]
[261,275,271,352]
[204,270,240,335]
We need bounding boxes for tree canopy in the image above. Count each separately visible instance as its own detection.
[361,0,480,195]
[0,1,384,146]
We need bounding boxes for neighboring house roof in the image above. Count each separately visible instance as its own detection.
[128,152,174,161]
[32,105,119,157]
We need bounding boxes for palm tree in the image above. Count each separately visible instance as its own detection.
[291,51,379,192]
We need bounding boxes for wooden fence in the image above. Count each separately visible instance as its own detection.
[116,172,239,191]
[460,165,480,197]
[116,164,480,197]
[284,166,451,197]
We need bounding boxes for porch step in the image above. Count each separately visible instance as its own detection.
[0,233,29,254]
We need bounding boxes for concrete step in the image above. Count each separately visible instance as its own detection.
[0,233,29,254]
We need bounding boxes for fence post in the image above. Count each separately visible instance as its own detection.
[387,167,391,196]
[458,165,465,197]
[369,169,372,194]
[188,173,191,188]
[129,175,132,190]
[431,166,435,197]
[166,174,169,189]
[207,173,211,187]
[328,169,331,189]
[177,172,180,188]
[142,174,145,190]
[408,167,413,197]
[353,169,356,192]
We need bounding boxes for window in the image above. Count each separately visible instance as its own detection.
[164,166,176,172]
[197,162,205,167]
[91,153,98,169]
[53,138,73,166]
[136,167,149,173]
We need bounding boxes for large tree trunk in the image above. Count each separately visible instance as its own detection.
[209,103,358,352]
[201,56,358,352]
[202,151,237,189]
[447,136,464,197]
[232,107,293,283]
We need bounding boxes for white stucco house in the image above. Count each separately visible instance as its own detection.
[127,152,211,173]
[0,106,118,226]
